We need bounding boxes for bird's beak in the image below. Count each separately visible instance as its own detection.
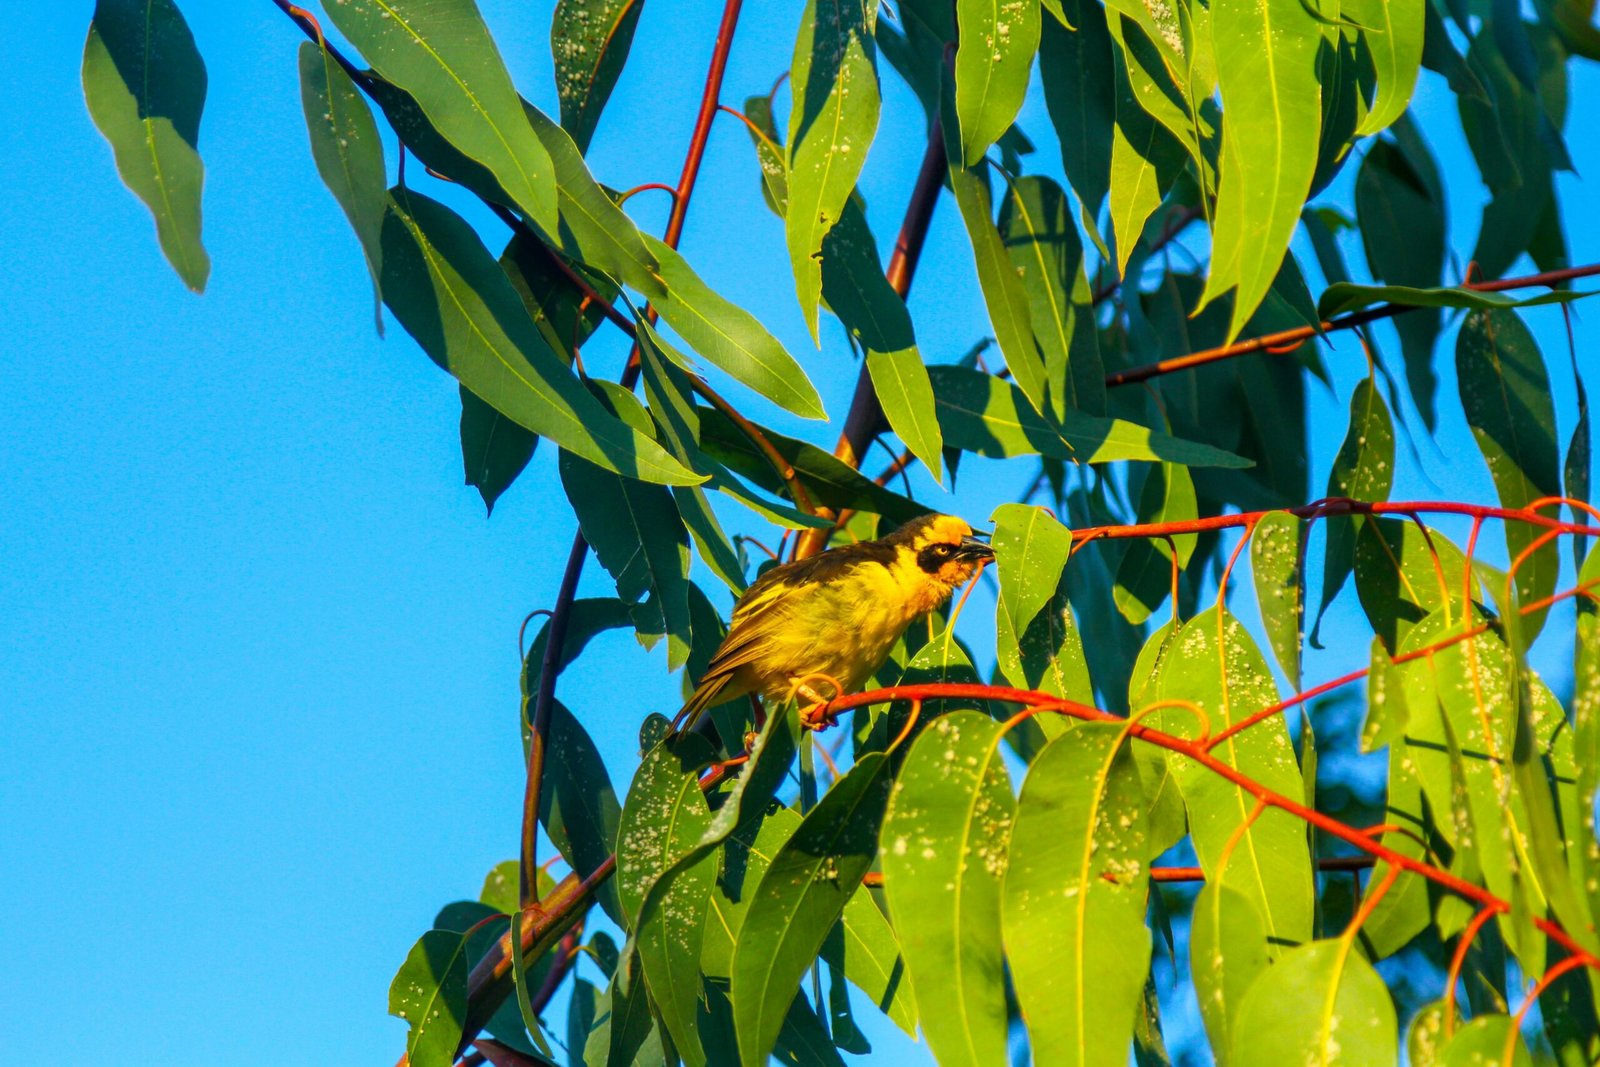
[956,536,995,562]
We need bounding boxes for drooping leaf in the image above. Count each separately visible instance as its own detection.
[82,0,209,292]
[1457,308,1561,641]
[298,41,386,330]
[614,736,717,1064]
[551,0,645,154]
[1003,722,1151,1066]
[1317,281,1593,320]
[1353,517,1472,653]
[539,700,624,923]
[521,104,663,299]
[646,235,824,420]
[880,711,1015,1066]
[786,0,880,339]
[459,386,537,514]
[1314,378,1395,640]
[1039,0,1116,219]
[1113,462,1198,625]
[379,189,699,486]
[559,447,694,669]
[1107,40,1185,274]
[1348,0,1425,136]
[929,366,1250,468]
[1252,511,1304,688]
[1155,609,1314,948]
[954,0,1042,166]
[324,0,558,234]
[1200,0,1324,340]
[999,175,1107,419]
[991,503,1074,642]
[1188,882,1270,1061]
[1228,939,1398,1066]
[389,929,470,1067]
[731,754,893,1067]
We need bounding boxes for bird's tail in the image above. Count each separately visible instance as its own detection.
[668,673,731,737]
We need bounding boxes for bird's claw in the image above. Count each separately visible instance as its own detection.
[800,701,838,732]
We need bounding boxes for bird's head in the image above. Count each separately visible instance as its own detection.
[888,513,995,591]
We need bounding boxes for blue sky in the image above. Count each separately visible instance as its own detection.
[2,3,1597,1064]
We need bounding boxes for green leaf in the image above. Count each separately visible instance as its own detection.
[324,0,558,235]
[646,235,824,420]
[1107,42,1185,276]
[1188,883,1270,1061]
[521,599,633,744]
[559,449,694,669]
[773,996,848,1067]
[1251,511,1304,688]
[731,754,893,1067]
[1438,1015,1533,1067]
[954,0,1042,166]
[999,175,1107,419]
[830,887,918,1037]
[82,0,209,292]
[1126,621,1187,856]
[1003,722,1151,1066]
[818,200,943,476]
[1457,309,1561,641]
[929,365,1250,468]
[1353,517,1472,653]
[696,407,926,523]
[380,189,700,486]
[786,0,880,340]
[389,929,470,1067]
[587,949,661,1067]
[1039,0,1116,219]
[1317,281,1593,319]
[551,0,645,154]
[522,104,664,300]
[1358,711,1433,959]
[540,700,624,923]
[1348,0,1425,136]
[298,42,386,330]
[459,386,536,514]
[991,503,1074,642]
[1155,608,1314,948]
[614,736,717,1064]
[880,711,1015,1067]
[1229,939,1398,1066]
[1314,378,1395,641]
[1200,0,1323,340]
[1113,462,1198,625]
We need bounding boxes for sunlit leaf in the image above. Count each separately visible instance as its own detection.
[1188,882,1270,1060]
[1107,41,1185,274]
[83,0,209,292]
[325,0,558,234]
[991,503,1074,643]
[551,0,645,154]
[881,711,1015,1066]
[380,189,700,486]
[1200,0,1323,340]
[1354,518,1472,653]
[786,0,880,339]
[1457,309,1561,641]
[1229,939,1397,1066]
[1003,721,1151,1066]
[1438,1014,1533,1066]
[731,754,892,1067]
[1348,0,1425,136]
[1251,511,1304,689]
[389,929,470,1067]
[954,0,1041,166]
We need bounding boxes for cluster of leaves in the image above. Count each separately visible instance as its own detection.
[83,0,1600,1063]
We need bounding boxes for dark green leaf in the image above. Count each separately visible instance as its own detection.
[324,0,558,234]
[1003,722,1151,1065]
[540,701,624,924]
[551,0,645,154]
[460,386,536,514]
[1314,379,1395,640]
[1317,281,1593,320]
[559,449,694,669]
[731,754,893,1067]
[1353,517,1472,653]
[786,0,880,339]
[389,929,470,1067]
[880,711,1014,1066]
[954,0,1041,166]
[380,189,699,486]
[1039,0,1115,219]
[1457,309,1561,641]
[83,0,209,292]
[929,365,1250,467]
[298,41,386,330]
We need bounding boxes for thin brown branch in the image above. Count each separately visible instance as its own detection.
[1106,261,1600,388]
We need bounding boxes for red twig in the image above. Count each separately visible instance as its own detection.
[1106,262,1600,388]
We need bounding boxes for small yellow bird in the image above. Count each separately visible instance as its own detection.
[674,513,993,732]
